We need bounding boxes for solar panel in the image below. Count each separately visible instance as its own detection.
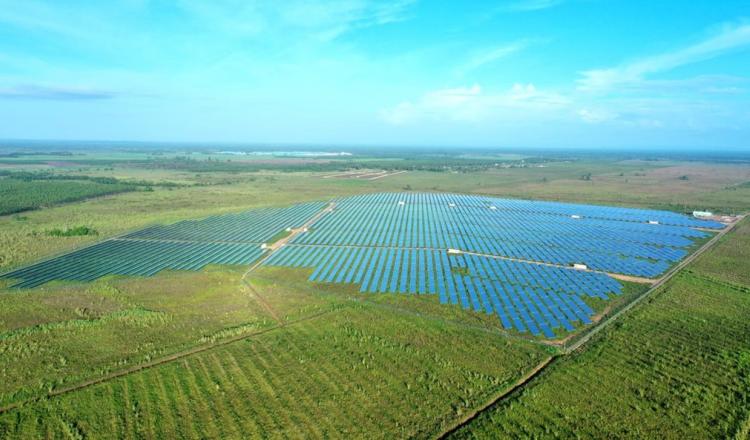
[3,192,722,338]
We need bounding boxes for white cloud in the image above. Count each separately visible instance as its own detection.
[457,40,530,75]
[177,0,415,42]
[501,0,564,12]
[380,83,568,125]
[577,108,618,124]
[0,84,115,100]
[579,22,750,92]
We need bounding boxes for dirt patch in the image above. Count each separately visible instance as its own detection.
[608,273,656,284]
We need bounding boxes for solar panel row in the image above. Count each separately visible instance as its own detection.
[263,244,615,337]
[3,240,264,289]
[1,203,324,288]
[122,201,326,243]
[295,193,717,277]
[334,193,724,229]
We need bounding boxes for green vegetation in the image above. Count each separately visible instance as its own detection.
[0,267,274,408]
[0,267,550,438]
[692,218,750,286]
[449,219,750,439]
[267,229,292,244]
[46,226,99,237]
[0,178,136,216]
[0,148,748,438]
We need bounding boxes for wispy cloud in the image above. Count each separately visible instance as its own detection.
[457,40,531,75]
[0,85,115,100]
[577,108,618,124]
[177,0,416,42]
[579,22,750,92]
[380,83,568,125]
[286,0,417,42]
[501,0,564,12]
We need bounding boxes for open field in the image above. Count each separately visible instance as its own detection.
[3,155,748,273]
[4,191,719,341]
[0,149,749,438]
[448,218,750,439]
[0,267,551,439]
[0,267,276,408]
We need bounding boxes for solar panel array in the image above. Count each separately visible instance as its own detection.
[290,193,722,277]
[1,202,326,288]
[259,192,722,337]
[5,240,264,289]
[3,192,722,338]
[121,202,325,243]
[264,245,620,337]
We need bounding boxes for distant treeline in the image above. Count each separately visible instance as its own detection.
[139,155,548,173]
[0,151,75,158]
[0,170,182,188]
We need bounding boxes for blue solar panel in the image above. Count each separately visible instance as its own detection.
[4,192,722,338]
[261,192,723,337]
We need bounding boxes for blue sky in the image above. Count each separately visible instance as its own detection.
[0,0,748,149]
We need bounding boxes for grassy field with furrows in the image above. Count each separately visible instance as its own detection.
[0,267,283,408]
[0,268,550,439]
[691,217,750,287]
[449,219,750,439]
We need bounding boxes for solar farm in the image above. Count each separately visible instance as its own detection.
[1,192,724,338]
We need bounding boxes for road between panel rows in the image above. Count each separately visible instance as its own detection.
[239,201,337,326]
[0,201,340,415]
[269,241,663,284]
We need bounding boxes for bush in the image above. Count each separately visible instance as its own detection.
[46,226,99,237]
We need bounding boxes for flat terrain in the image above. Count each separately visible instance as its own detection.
[0,268,551,438]
[449,218,750,439]
[1,149,749,438]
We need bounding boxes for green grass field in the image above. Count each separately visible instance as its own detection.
[0,267,551,439]
[0,151,749,439]
[3,156,749,272]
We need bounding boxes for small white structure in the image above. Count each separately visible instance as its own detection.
[489,206,497,210]
[398,201,405,206]
[447,248,463,255]
[647,220,660,225]
[448,203,456,208]
[693,211,713,218]
[260,243,268,249]
[301,227,308,232]
[571,214,581,219]
[285,227,292,232]
[572,263,588,270]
